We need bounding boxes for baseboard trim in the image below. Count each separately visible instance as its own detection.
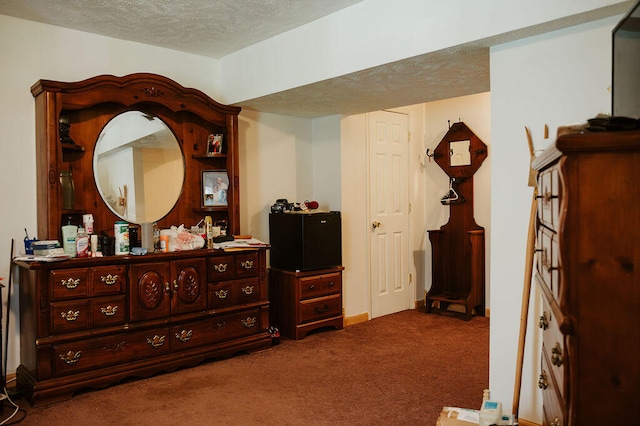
[518,418,539,426]
[344,312,369,326]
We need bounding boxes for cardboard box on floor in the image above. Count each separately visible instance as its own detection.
[436,407,479,426]
[436,407,516,426]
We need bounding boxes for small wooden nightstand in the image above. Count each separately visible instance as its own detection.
[269,266,344,340]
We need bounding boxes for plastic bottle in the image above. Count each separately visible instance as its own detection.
[61,220,78,257]
[75,227,89,258]
[114,221,129,255]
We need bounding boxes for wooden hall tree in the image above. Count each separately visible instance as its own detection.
[425,122,487,320]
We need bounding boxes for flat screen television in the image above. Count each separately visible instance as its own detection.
[612,0,640,118]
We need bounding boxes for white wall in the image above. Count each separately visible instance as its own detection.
[237,110,313,243]
[489,16,619,423]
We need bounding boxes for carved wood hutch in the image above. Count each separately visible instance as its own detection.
[15,74,271,406]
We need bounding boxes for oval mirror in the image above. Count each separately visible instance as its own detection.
[93,111,184,224]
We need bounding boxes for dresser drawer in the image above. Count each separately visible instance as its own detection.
[50,269,89,300]
[53,327,171,376]
[540,296,566,401]
[298,272,342,300]
[91,295,127,327]
[170,309,261,351]
[92,265,126,295]
[541,351,565,426]
[208,277,260,309]
[537,227,560,300]
[235,252,259,278]
[537,167,561,231]
[51,300,90,333]
[207,254,236,281]
[298,294,342,324]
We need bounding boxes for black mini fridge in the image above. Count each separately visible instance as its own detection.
[269,211,342,271]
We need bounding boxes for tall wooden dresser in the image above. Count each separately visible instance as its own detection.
[532,129,640,426]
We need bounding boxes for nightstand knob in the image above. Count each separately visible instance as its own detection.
[328,281,335,287]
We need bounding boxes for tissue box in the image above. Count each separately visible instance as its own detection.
[33,240,62,255]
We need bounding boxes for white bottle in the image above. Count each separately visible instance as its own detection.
[61,224,78,257]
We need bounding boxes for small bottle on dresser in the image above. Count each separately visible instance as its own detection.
[76,227,89,258]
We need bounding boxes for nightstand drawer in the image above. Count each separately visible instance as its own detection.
[299,272,342,300]
[298,294,342,324]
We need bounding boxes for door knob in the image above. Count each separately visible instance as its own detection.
[372,221,381,230]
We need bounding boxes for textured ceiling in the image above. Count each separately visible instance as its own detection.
[0,0,366,58]
[0,1,630,117]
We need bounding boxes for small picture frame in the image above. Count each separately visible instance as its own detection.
[207,134,223,155]
[202,170,229,207]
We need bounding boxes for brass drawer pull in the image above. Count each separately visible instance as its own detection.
[100,305,118,316]
[538,370,548,390]
[60,350,82,365]
[551,342,564,366]
[175,329,193,343]
[309,284,316,290]
[216,321,227,328]
[240,260,254,270]
[101,274,118,285]
[550,418,560,426]
[146,334,166,348]
[241,316,257,328]
[213,263,228,273]
[61,310,80,322]
[328,281,335,287]
[215,289,229,299]
[241,285,254,295]
[315,304,329,314]
[539,311,549,330]
[61,278,80,289]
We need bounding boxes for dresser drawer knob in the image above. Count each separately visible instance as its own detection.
[550,418,560,426]
[551,342,564,366]
[146,334,166,348]
[309,284,316,290]
[240,260,254,270]
[241,285,254,295]
[328,281,335,287]
[215,289,229,299]
[539,312,549,330]
[60,350,82,365]
[538,370,548,389]
[100,305,118,316]
[241,316,257,328]
[61,310,80,322]
[214,263,228,273]
[61,278,80,289]
[175,329,193,343]
[101,274,118,285]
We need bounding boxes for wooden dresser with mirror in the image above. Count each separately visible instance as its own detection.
[15,73,270,407]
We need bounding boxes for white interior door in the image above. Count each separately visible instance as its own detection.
[369,110,411,318]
